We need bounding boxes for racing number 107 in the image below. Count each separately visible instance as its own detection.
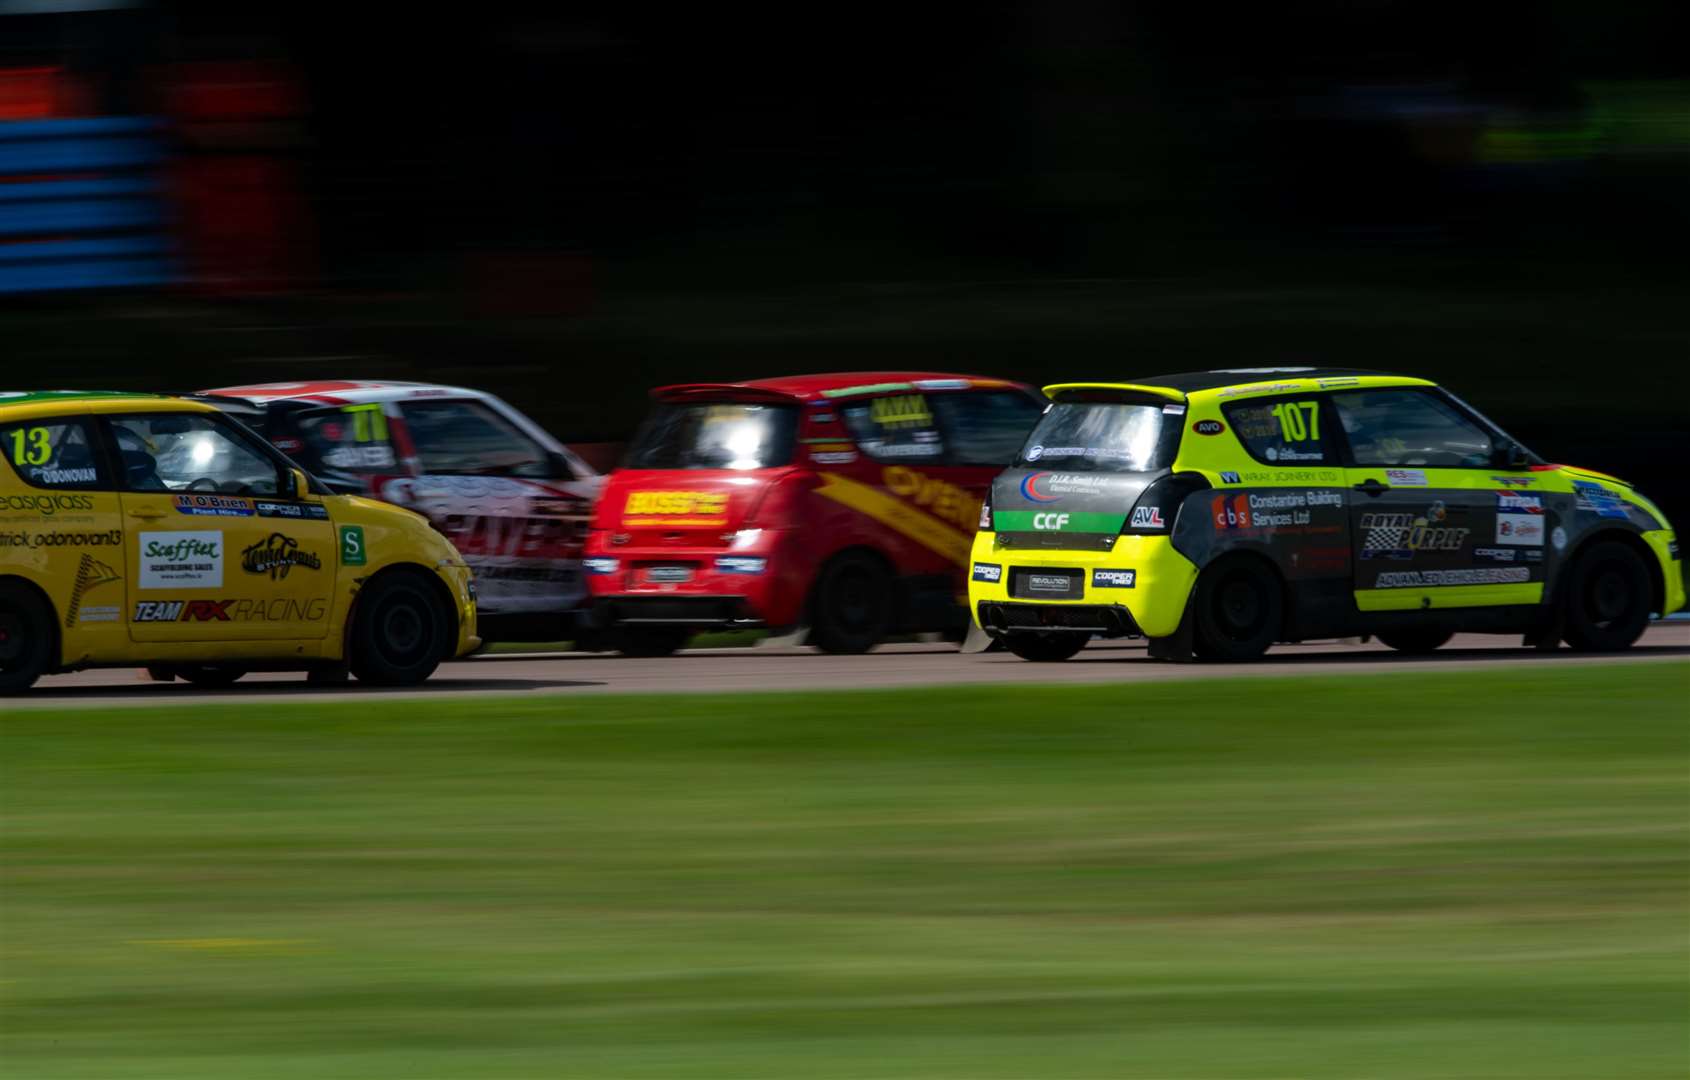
[1271,401,1320,443]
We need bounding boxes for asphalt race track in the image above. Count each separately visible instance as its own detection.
[11,623,1687,709]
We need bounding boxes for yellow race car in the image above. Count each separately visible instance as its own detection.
[1,391,478,692]
[969,369,1683,661]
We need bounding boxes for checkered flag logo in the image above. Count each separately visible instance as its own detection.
[1362,521,1408,556]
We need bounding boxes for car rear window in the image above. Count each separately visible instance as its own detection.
[626,402,799,471]
[1016,401,1181,472]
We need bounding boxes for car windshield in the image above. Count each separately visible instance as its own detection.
[626,403,798,470]
[1016,402,1179,472]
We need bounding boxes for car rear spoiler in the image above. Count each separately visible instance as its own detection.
[651,383,802,406]
[1042,382,1187,405]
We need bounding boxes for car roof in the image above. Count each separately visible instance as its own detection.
[0,390,210,420]
[197,380,491,407]
[653,371,1030,404]
[1044,368,1433,403]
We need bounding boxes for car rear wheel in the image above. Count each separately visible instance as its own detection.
[1562,540,1652,652]
[1002,631,1089,662]
[1192,558,1283,662]
[0,581,53,694]
[809,552,893,655]
[1375,629,1454,654]
[349,569,453,686]
[616,627,690,658]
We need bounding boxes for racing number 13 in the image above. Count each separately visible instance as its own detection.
[8,427,50,466]
[1271,401,1320,442]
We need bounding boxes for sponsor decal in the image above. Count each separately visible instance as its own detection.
[812,470,976,566]
[883,467,980,535]
[0,528,121,548]
[623,490,730,526]
[255,501,330,520]
[132,600,185,622]
[1264,445,1323,462]
[1027,573,1073,593]
[714,556,766,574]
[1129,505,1166,530]
[1572,480,1629,520]
[1495,514,1545,547]
[1385,469,1427,487]
[1359,504,1468,560]
[1217,381,1304,399]
[1034,512,1070,530]
[1162,403,1187,415]
[1,492,95,517]
[913,378,970,390]
[584,557,620,575]
[1218,471,1241,484]
[1023,445,1140,463]
[1318,376,1360,388]
[240,532,323,580]
[1526,549,1544,562]
[1550,525,1568,552]
[139,531,223,588]
[31,466,97,484]
[992,508,1127,533]
[971,561,1002,583]
[338,525,367,566]
[64,554,121,628]
[173,494,255,518]
[1374,568,1530,588]
[1473,547,1518,563]
[808,441,858,465]
[1191,419,1225,436]
[1019,472,1108,502]
[1024,445,1043,461]
[1491,475,1533,488]
[1242,468,1341,485]
[272,436,305,454]
[78,605,120,623]
[322,445,396,469]
[1495,492,1543,513]
[1211,490,1345,534]
[1091,568,1136,588]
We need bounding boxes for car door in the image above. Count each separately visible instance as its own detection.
[103,411,336,643]
[389,397,593,616]
[1331,388,1543,611]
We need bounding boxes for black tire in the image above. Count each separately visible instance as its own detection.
[616,627,689,658]
[0,581,54,694]
[349,569,453,686]
[1562,540,1652,652]
[1376,628,1454,654]
[176,665,247,687]
[809,552,893,655]
[1002,632,1090,662]
[1192,558,1283,662]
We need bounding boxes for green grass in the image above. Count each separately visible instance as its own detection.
[3,665,1687,1079]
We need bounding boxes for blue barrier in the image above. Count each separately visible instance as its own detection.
[0,116,174,293]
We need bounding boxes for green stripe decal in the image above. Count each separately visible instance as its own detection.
[993,510,1125,533]
[819,383,914,398]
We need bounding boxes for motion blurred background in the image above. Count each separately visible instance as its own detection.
[3,2,1686,517]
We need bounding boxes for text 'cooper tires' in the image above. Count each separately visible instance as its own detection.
[809,552,893,655]
[1002,631,1090,662]
[349,569,452,686]
[1192,557,1283,662]
[1376,629,1455,654]
[1562,540,1652,652]
[0,581,53,694]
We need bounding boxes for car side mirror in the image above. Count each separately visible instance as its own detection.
[289,467,312,500]
[1491,442,1529,469]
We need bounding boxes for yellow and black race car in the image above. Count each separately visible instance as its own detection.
[1,391,479,693]
[969,369,1682,661]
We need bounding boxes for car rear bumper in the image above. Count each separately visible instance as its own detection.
[582,529,807,628]
[965,532,1197,638]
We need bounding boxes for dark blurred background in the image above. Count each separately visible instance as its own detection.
[2,2,1686,521]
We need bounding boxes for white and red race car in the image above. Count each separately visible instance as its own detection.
[195,381,603,643]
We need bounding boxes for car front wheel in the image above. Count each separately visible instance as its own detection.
[349,569,453,686]
[1562,540,1652,652]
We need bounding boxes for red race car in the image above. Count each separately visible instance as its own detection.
[583,372,1045,655]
